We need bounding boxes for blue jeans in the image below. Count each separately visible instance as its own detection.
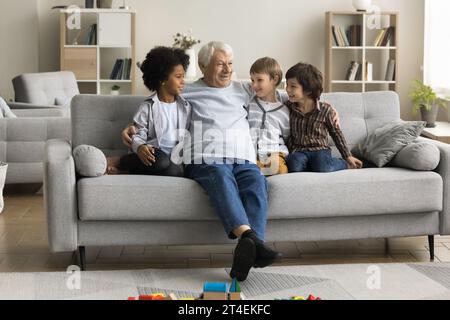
[286,149,348,173]
[185,159,268,240]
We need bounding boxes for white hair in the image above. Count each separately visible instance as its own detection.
[197,41,234,68]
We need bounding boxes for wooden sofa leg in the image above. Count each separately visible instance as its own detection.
[428,235,435,261]
[79,246,86,271]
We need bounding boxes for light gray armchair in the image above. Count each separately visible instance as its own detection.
[11,71,79,115]
[0,108,71,184]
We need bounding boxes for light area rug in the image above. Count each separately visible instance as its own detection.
[1,262,450,300]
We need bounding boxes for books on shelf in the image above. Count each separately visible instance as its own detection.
[345,61,361,81]
[365,62,373,81]
[373,27,395,46]
[385,59,396,81]
[85,24,97,45]
[332,25,362,47]
[110,58,132,80]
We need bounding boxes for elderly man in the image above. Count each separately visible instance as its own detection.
[123,41,281,281]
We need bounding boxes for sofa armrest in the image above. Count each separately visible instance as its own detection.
[417,136,450,234]
[44,139,78,252]
[13,108,66,118]
[8,101,59,110]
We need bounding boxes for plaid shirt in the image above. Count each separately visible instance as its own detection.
[286,101,352,159]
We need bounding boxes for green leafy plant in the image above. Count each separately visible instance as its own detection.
[172,31,201,50]
[410,79,446,113]
[111,85,120,91]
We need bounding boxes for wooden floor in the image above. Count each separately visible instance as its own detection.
[1,184,449,273]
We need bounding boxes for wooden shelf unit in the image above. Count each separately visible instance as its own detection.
[60,9,136,95]
[325,11,399,93]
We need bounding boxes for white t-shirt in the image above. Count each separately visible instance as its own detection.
[158,101,179,155]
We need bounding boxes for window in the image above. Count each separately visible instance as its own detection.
[424,0,450,95]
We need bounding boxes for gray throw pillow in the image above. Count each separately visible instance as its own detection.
[352,121,426,167]
[391,142,440,171]
[73,145,107,177]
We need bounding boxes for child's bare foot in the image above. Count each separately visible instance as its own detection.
[106,157,126,175]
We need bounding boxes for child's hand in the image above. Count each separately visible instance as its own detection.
[122,124,137,148]
[138,144,156,166]
[347,156,363,169]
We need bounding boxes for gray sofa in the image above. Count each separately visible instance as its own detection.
[44,91,450,270]
[1,108,70,184]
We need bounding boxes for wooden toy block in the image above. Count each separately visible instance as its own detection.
[166,293,178,300]
[203,282,228,293]
[203,292,228,300]
[228,292,241,300]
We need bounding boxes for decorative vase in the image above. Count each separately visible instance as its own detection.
[0,162,7,214]
[110,90,120,96]
[97,0,113,9]
[185,48,197,79]
[352,0,372,12]
[420,104,439,128]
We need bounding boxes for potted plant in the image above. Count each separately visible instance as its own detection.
[410,79,447,128]
[110,85,120,95]
[173,31,201,79]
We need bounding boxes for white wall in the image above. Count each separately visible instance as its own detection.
[126,0,426,121]
[3,0,427,120]
[0,0,39,100]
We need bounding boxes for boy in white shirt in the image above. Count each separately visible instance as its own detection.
[247,57,290,176]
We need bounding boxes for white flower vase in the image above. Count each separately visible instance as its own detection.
[0,162,7,214]
[352,0,372,11]
[110,90,120,96]
[185,48,197,79]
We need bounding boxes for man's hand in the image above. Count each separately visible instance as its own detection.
[122,124,137,148]
[346,156,363,169]
[137,144,156,166]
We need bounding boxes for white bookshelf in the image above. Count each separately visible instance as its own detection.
[325,11,399,93]
[59,9,136,95]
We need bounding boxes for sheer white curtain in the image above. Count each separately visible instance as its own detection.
[424,0,450,94]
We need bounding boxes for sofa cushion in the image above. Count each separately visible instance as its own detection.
[78,175,218,221]
[391,141,440,171]
[352,121,426,167]
[267,168,442,219]
[78,168,443,221]
[73,145,107,177]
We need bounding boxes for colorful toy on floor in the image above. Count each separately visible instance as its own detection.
[275,294,321,301]
[127,293,179,300]
[127,279,320,301]
[201,278,242,300]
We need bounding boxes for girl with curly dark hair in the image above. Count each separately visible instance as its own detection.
[107,46,191,177]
